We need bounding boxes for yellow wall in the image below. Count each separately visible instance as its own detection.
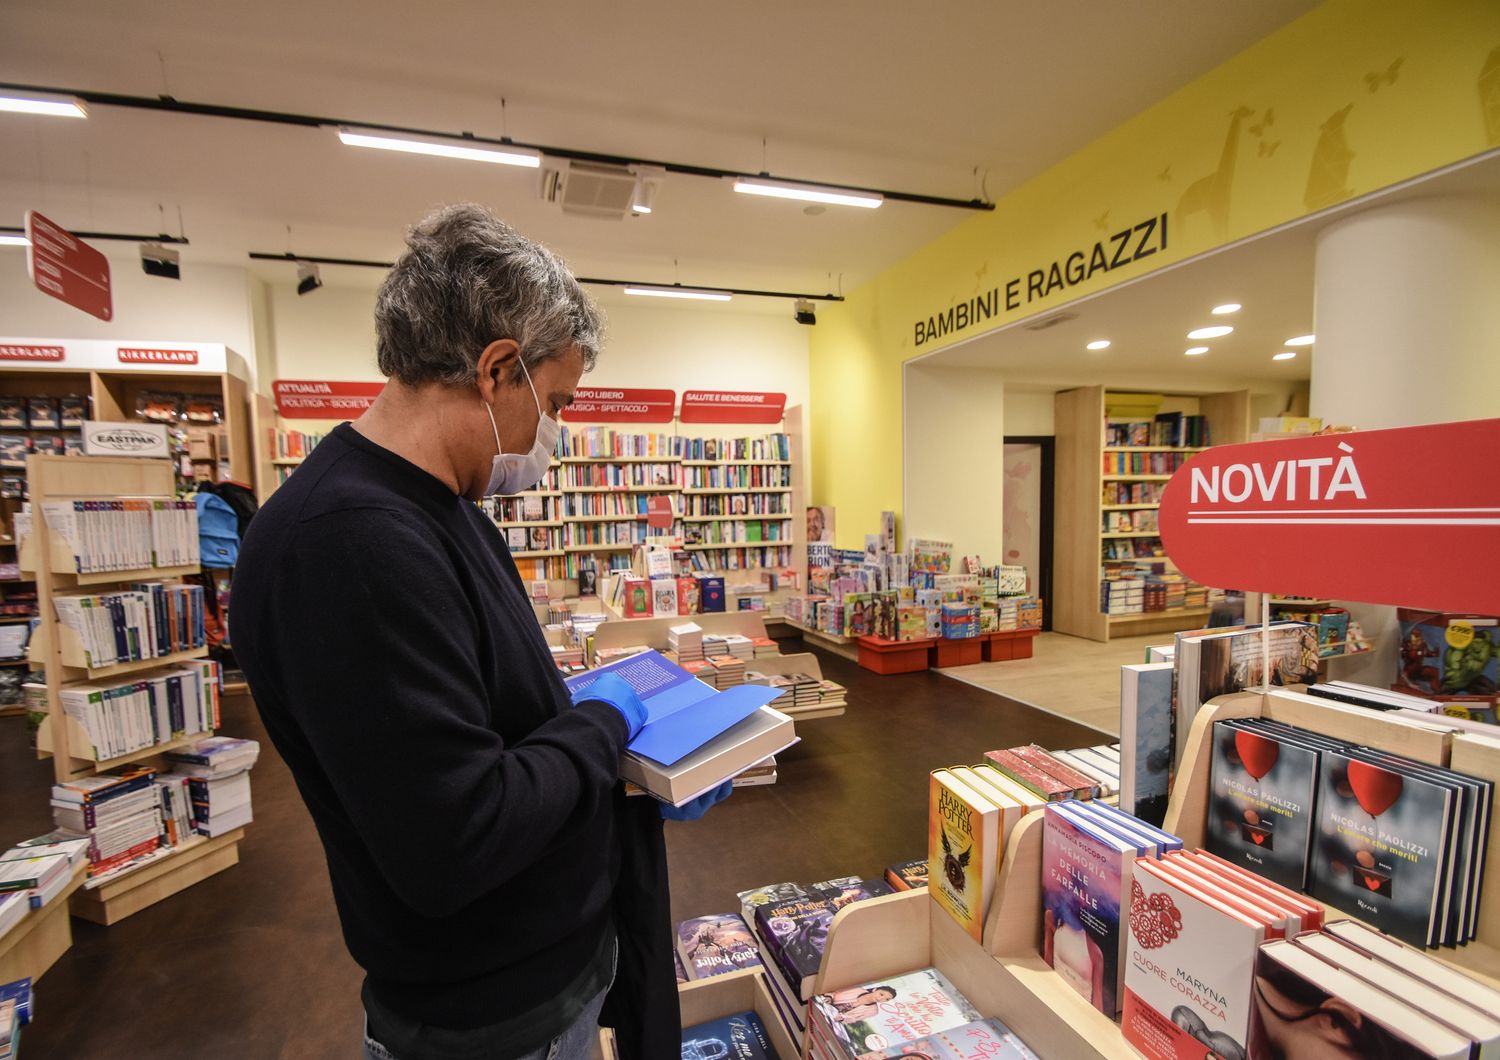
[809,0,1500,548]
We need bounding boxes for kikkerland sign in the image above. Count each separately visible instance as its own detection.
[1158,419,1500,615]
[81,421,170,458]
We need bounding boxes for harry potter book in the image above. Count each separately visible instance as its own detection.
[928,770,1000,943]
[675,912,764,980]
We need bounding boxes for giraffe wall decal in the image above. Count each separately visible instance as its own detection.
[1175,105,1254,242]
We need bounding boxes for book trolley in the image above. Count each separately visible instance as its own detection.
[806,688,1500,1059]
[16,455,246,932]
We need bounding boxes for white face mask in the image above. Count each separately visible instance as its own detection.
[483,358,559,496]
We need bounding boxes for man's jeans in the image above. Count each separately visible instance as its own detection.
[361,984,609,1060]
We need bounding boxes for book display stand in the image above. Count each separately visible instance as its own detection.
[0,863,86,985]
[16,454,247,929]
[810,689,1499,1059]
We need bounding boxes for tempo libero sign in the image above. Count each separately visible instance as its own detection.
[1159,419,1500,615]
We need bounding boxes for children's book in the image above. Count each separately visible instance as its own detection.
[675,913,763,980]
[928,770,1000,942]
[810,968,980,1060]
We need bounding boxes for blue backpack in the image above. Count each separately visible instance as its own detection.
[196,492,241,568]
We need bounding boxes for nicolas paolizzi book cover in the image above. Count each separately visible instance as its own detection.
[1206,721,1320,890]
[1308,749,1451,948]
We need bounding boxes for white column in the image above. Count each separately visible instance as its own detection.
[1310,194,1500,681]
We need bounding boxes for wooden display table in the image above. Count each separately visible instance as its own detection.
[856,635,935,675]
[0,863,87,986]
[70,829,245,926]
[981,627,1040,661]
[930,636,983,668]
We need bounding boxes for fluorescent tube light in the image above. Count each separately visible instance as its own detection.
[1272,350,1297,361]
[1211,303,1241,314]
[1085,340,1111,351]
[1187,325,1233,340]
[0,234,30,248]
[0,90,87,119]
[623,285,732,302]
[337,127,540,167]
[1284,334,1315,346]
[1184,346,1209,356]
[731,176,882,209]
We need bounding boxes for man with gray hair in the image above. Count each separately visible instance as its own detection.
[233,204,718,1059]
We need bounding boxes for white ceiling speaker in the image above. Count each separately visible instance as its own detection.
[539,160,661,220]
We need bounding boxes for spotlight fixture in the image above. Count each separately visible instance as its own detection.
[337,126,541,167]
[622,284,731,302]
[0,234,29,248]
[1085,340,1111,351]
[1211,303,1241,315]
[0,89,87,119]
[1272,350,1297,361]
[1184,346,1209,356]
[730,176,882,209]
[794,299,816,326]
[140,242,180,280]
[296,260,323,296]
[1187,325,1234,340]
[631,165,664,215]
[1284,334,1315,346]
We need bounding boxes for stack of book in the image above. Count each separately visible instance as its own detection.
[547,643,585,674]
[750,636,780,659]
[808,968,1038,1060]
[1207,714,1491,948]
[667,621,703,663]
[593,644,650,668]
[765,672,821,711]
[164,735,259,778]
[674,912,764,980]
[741,876,894,1048]
[984,744,1103,800]
[52,582,207,667]
[1046,744,1121,797]
[39,660,220,761]
[184,772,253,837]
[704,633,755,661]
[733,755,778,789]
[708,655,745,688]
[51,767,164,878]
[882,857,929,891]
[0,850,72,909]
[0,894,26,942]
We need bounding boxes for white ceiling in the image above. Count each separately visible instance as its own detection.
[0,0,1318,296]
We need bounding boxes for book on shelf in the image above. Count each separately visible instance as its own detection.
[809,968,982,1060]
[1206,718,1321,890]
[164,735,259,778]
[0,997,14,1060]
[52,583,208,668]
[882,857,929,892]
[927,769,1000,943]
[0,852,72,909]
[39,499,199,573]
[674,912,763,980]
[187,770,254,837]
[0,979,30,1029]
[1120,661,1173,827]
[0,895,25,943]
[50,661,219,761]
[681,1011,778,1060]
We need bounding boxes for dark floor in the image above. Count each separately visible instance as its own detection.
[0,640,1106,1059]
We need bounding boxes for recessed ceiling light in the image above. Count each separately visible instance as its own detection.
[623,285,732,302]
[1272,350,1297,361]
[1211,303,1241,315]
[1187,325,1234,340]
[0,234,30,248]
[1284,334,1315,346]
[1184,346,1209,356]
[1085,340,1111,351]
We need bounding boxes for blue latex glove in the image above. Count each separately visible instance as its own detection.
[661,779,733,822]
[570,671,648,742]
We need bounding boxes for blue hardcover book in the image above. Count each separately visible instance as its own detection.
[1063,800,1169,858]
[0,978,31,1025]
[680,1010,776,1059]
[698,576,726,613]
[1084,799,1185,854]
[566,650,779,766]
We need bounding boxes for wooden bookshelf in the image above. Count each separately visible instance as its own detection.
[1052,385,1249,642]
[21,454,247,926]
[812,690,1500,1060]
[0,862,87,985]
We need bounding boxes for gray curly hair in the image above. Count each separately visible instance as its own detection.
[374,204,603,387]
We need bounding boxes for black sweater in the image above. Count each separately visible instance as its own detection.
[231,424,634,1036]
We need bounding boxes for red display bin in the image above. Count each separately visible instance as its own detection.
[981,628,1040,661]
[857,635,934,675]
[930,637,983,668]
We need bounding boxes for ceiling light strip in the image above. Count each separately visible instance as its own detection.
[622,285,732,302]
[0,80,992,211]
[0,226,189,245]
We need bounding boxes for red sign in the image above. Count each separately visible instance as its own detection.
[646,495,675,530]
[273,379,385,418]
[562,387,676,423]
[119,347,198,365]
[25,212,112,322]
[678,390,786,424]
[0,344,64,362]
[1159,419,1500,615]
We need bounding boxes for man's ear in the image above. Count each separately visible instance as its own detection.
[476,339,521,403]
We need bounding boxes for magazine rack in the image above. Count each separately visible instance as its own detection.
[813,689,1500,1060]
[19,454,247,926]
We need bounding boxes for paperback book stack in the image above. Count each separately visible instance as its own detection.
[809,968,1038,1060]
[0,894,26,943]
[168,736,259,838]
[928,764,1044,942]
[708,655,745,689]
[38,660,221,761]
[984,744,1104,801]
[548,643,585,674]
[39,498,200,574]
[765,672,821,712]
[1041,802,1186,1019]
[704,633,755,662]
[1046,743,1122,798]
[51,766,166,879]
[52,582,207,668]
[667,621,704,663]
[1206,713,1491,948]
[741,876,895,1048]
[0,851,72,910]
[751,636,780,659]
[674,912,764,981]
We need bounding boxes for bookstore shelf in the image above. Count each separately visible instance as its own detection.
[1099,473,1172,482]
[36,720,214,773]
[48,640,209,681]
[559,456,680,463]
[682,487,791,495]
[271,457,302,466]
[810,690,1500,1060]
[567,485,679,494]
[1100,503,1160,511]
[681,515,792,523]
[1100,446,1206,453]
[1099,531,1161,539]
[680,459,793,466]
[562,515,650,523]
[0,863,87,986]
[0,615,34,624]
[72,828,245,926]
[63,563,201,588]
[511,549,566,558]
[563,543,636,553]
[514,490,564,498]
[494,520,564,528]
[681,542,789,551]
[0,660,29,668]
